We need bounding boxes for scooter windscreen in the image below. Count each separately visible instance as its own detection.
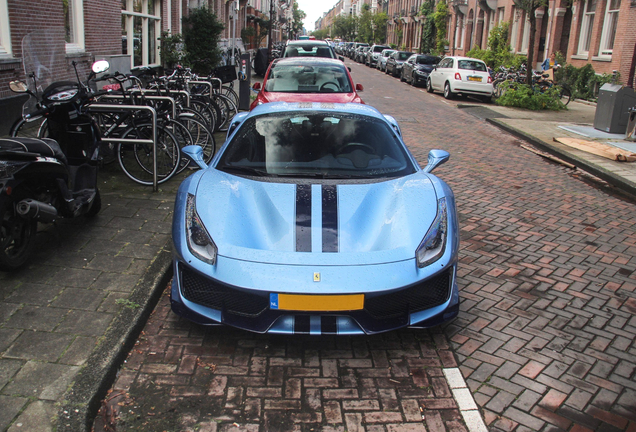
[20,29,66,117]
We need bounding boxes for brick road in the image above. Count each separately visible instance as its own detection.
[94,61,636,432]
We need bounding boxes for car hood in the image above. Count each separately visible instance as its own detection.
[192,170,439,265]
[261,92,360,104]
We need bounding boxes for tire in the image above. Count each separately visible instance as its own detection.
[411,73,417,86]
[212,94,238,132]
[0,196,38,271]
[444,82,454,99]
[559,85,572,106]
[400,70,406,82]
[85,188,101,218]
[427,78,434,93]
[176,114,216,163]
[10,117,48,138]
[117,123,181,186]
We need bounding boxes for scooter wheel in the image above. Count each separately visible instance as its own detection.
[85,189,101,218]
[0,196,38,271]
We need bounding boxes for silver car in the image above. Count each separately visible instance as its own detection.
[376,49,396,72]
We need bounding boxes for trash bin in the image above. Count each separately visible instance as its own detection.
[594,84,636,133]
[627,107,636,142]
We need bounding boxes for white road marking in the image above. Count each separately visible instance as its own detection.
[443,368,488,432]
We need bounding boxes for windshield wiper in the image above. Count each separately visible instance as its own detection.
[221,165,272,177]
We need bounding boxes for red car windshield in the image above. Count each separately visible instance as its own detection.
[264,64,353,93]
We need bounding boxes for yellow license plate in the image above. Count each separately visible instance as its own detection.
[270,293,364,311]
[468,76,482,82]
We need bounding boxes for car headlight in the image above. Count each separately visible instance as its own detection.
[415,69,429,76]
[416,197,447,268]
[186,193,217,265]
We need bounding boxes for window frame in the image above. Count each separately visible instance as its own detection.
[577,0,596,56]
[121,0,161,68]
[598,0,620,57]
[0,0,11,57]
[65,0,85,53]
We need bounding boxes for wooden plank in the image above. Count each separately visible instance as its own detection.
[553,137,636,162]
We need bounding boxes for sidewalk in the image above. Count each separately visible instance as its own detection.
[459,100,636,196]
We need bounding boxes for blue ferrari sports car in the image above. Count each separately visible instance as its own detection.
[171,102,459,335]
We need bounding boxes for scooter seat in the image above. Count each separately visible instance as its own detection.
[0,137,67,165]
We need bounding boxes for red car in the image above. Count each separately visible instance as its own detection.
[250,57,364,110]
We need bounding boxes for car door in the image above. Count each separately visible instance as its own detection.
[432,58,449,89]
[404,55,416,78]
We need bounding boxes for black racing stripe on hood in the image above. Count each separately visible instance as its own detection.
[296,184,312,252]
[322,185,338,253]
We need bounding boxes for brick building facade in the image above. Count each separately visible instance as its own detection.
[390,0,635,85]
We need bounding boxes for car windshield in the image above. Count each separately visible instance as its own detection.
[284,44,334,58]
[397,52,411,60]
[264,63,353,93]
[373,46,389,52]
[383,50,395,57]
[218,112,416,179]
[458,60,487,71]
[417,56,440,65]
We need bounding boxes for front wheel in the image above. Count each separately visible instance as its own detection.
[0,196,38,271]
[427,78,435,93]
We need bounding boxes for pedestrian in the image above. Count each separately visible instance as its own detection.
[541,52,558,72]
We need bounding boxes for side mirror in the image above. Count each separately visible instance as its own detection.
[348,67,351,72]
[181,145,208,170]
[423,149,450,173]
[92,60,110,74]
[339,56,345,62]
[9,81,29,93]
[252,82,261,91]
[355,83,364,92]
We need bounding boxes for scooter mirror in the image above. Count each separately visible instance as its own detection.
[9,81,28,93]
[92,60,110,74]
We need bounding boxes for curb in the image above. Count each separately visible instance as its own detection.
[56,245,174,432]
[486,117,636,197]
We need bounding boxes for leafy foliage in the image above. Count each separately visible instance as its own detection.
[254,17,270,48]
[291,1,306,37]
[496,82,566,110]
[241,26,256,47]
[555,62,620,101]
[182,7,224,74]
[332,14,358,41]
[433,0,449,55]
[419,0,436,54]
[311,28,330,40]
[465,22,526,69]
[159,32,184,69]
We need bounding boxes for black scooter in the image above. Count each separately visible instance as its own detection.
[0,60,110,271]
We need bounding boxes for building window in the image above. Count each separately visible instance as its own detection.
[64,0,85,53]
[0,0,11,57]
[598,0,620,56]
[577,0,596,55]
[122,0,161,67]
[454,15,464,49]
[498,7,504,23]
[510,7,519,52]
[520,13,530,54]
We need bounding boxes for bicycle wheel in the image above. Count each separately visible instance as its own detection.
[212,94,238,132]
[10,116,48,138]
[190,98,219,133]
[118,123,181,185]
[222,85,239,108]
[176,114,216,162]
[559,85,571,106]
[163,119,195,174]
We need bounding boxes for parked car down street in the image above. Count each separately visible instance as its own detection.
[401,54,441,86]
[385,51,414,77]
[250,57,364,109]
[376,48,396,72]
[427,56,493,101]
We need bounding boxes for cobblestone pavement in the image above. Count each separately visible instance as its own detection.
[91,60,636,432]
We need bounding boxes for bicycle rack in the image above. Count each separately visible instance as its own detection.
[88,104,160,191]
[129,89,191,108]
[97,95,177,119]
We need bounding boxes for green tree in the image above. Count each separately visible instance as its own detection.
[332,14,358,41]
[159,32,184,69]
[372,12,389,44]
[433,0,449,55]
[514,0,548,85]
[254,17,270,48]
[465,22,526,69]
[311,28,330,40]
[291,1,307,38]
[358,4,374,43]
[419,0,436,54]
[182,7,224,74]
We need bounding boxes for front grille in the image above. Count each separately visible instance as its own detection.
[180,266,269,317]
[364,270,451,319]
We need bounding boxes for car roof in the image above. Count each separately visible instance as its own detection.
[248,102,387,121]
[445,56,486,62]
[271,57,346,67]
[286,40,330,47]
